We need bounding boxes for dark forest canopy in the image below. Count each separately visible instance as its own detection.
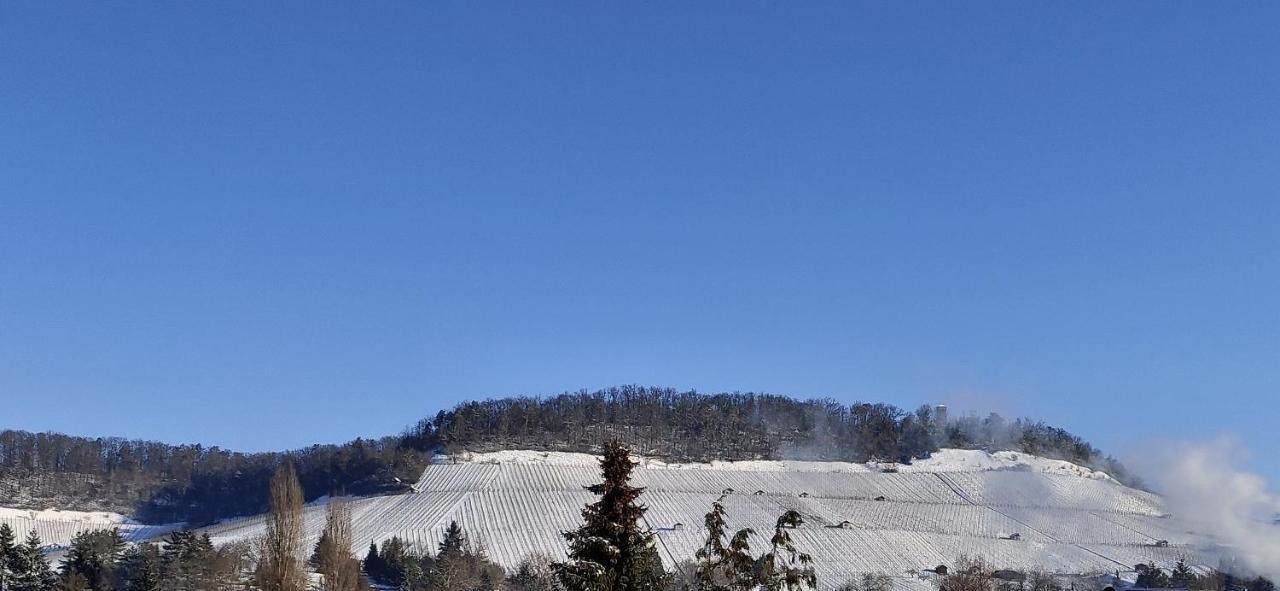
[0,386,1137,525]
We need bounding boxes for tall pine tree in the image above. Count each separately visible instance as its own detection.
[554,440,671,591]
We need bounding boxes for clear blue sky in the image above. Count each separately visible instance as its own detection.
[2,4,1276,479]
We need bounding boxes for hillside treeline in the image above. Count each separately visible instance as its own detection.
[0,431,429,524]
[410,387,1137,484]
[0,386,1136,525]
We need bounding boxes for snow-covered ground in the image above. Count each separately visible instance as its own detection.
[191,448,1208,591]
[0,506,179,548]
[897,450,1118,482]
[442,448,1117,482]
[0,506,135,524]
[6,448,1202,589]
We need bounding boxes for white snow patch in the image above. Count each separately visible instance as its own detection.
[896,449,1118,482]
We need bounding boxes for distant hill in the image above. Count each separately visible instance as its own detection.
[194,449,1193,591]
[0,386,1138,524]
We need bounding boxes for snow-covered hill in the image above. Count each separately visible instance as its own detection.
[183,449,1214,591]
[1,448,1207,589]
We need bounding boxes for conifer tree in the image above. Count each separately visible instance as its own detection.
[362,543,383,582]
[439,522,466,556]
[119,546,160,591]
[1,523,16,591]
[723,529,755,591]
[311,531,335,570]
[160,530,219,591]
[60,529,125,591]
[695,500,729,591]
[694,498,754,591]
[755,512,816,591]
[1136,564,1169,589]
[554,440,671,591]
[1170,560,1195,589]
[421,523,508,591]
[371,537,420,589]
[508,554,558,591]
[11,531,56,591]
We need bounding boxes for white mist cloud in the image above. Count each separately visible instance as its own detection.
[1139,437,1280,580]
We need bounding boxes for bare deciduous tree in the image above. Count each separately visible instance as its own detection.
[316,499,361,591]
[941,556,993,591]
[255,461,306,591]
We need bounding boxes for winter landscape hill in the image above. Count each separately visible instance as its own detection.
[167,449,1216,591]
[0,389,1142,525]
[0,392,1222,589]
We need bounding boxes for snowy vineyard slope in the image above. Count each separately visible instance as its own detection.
[192,450,1215,591]
[0,507,179,548]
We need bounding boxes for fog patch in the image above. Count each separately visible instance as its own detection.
[1133,437,1280,580]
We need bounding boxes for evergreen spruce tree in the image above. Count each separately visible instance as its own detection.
[1170,560,1195,589]
[694,498,754,591]
[755,511,816,591]
[118,546,160,591]
[373,537,420,590]
[428,521,470,591]
[363,543,383,582]
[554,440,671,591]
[160,531,194,591]
[508,554,558,591]
[60,529,124,591]
[439,522,466,555]
[312,530,335,570]
[1136,564,1169,589]
[1,523,16,591]
[160,530,217,591]
[11,531,56,591]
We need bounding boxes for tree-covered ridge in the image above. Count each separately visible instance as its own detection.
[0,386,1137,525]
[0,431,429,524]
[411,387,1137,485]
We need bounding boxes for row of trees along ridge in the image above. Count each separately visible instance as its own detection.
[0,386,1139,524]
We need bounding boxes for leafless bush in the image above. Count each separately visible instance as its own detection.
[941,556,993,591]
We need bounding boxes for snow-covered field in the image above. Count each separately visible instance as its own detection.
[0,506,178,548]
[190,449,1214,591]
